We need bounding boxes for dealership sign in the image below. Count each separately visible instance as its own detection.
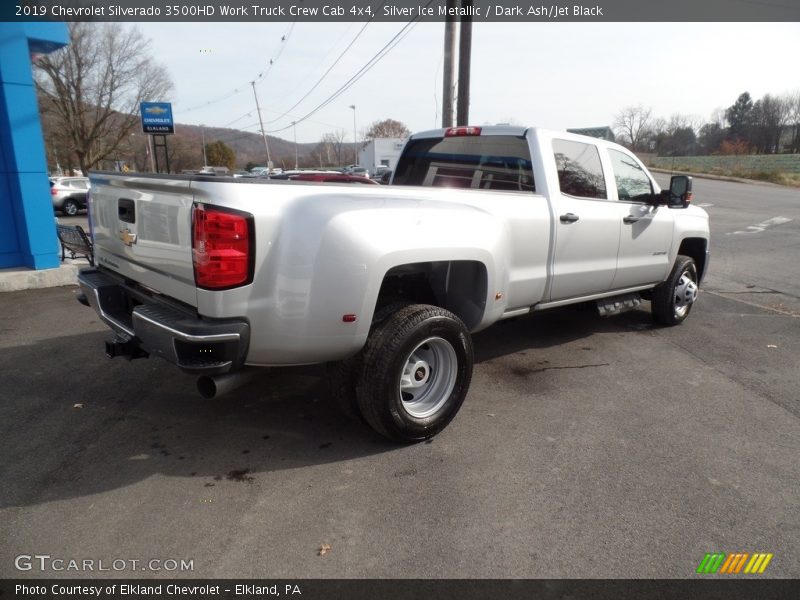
[140,102,174,134]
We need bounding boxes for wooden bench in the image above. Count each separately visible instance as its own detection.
[56,224,94,266]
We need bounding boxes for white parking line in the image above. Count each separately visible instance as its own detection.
[728,216,793,235]
[696,203,714,208]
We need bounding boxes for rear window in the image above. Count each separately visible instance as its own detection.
[393,135,535,192]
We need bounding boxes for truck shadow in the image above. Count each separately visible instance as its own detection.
[473,302,656,363]
[0,304,656,508]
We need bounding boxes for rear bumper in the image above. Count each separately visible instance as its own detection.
[78,268,250,375]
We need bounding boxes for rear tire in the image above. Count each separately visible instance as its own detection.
[326,302,409,421]
[62,199,79,216]
[355,304,473,442]
[652,255,698,326]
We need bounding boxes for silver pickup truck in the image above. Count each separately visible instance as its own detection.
[78,125,709,441]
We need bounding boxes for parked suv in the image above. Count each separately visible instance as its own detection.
[342,165,369,177]
[50,177,89,216]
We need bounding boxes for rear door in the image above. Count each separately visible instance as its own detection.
[548,138,626,301]
[68,178,89,203]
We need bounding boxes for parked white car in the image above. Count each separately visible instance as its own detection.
[49,177,90,216]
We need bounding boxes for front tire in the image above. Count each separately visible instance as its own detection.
[356,304,473,442]
[652,255,698,326]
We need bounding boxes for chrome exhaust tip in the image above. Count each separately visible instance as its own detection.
[197,369,259,399]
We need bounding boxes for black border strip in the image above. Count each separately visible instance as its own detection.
[5,0,800,22]
[3,579,800,600]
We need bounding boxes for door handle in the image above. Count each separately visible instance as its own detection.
[560,213,579,223]
[623,215,641,224]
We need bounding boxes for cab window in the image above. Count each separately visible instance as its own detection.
[553,139,607,199]
[608,149,653,203]
[393,135,535,193]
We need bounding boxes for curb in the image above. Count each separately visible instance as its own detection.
[0,262,82,292]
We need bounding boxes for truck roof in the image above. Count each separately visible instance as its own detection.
[409,125,531,139]
[408,125,632,153]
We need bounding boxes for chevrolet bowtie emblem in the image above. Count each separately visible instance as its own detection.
[119,229,137,246]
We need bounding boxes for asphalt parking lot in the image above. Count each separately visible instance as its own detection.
[1,178,798,579]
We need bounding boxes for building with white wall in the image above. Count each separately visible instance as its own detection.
[358,138,407,176]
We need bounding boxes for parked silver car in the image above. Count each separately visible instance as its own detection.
[50,177,89,216]
[342,165,369,177]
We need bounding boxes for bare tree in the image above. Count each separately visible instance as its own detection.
[35,22,172,174]
[666,113,702,136]
[750,94,792,153]
[318,130,348,166]
[364,118,411,140]
[613,105,653,151]
[787,91,800,153]
[709,107,728,129]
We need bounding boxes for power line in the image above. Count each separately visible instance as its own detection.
[265,22,358,107]
[179,22,296,114]
[265,7,429,134]
[202,21,365,134]
[263,20,372,125]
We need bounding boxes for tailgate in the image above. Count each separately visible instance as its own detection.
[89,173,197,307]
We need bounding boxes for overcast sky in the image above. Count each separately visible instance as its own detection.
[138,21,800,144]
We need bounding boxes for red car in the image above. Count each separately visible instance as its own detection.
[289,173,379,184]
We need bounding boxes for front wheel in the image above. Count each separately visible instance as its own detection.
[356,304,473,442]
[651,255,699,326]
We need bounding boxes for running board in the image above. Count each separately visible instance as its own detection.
[596,292,642,317]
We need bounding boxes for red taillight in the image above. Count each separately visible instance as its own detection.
[50,187,58,196]
[445,126,482,137]
[192,204,252,289]
[686,192,693,204]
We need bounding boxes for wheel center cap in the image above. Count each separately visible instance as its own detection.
[407,360,431,387]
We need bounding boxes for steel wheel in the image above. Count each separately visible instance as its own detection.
[652,255,699,326]
[673,269,698,319]
[399,336,458,418]
[356,304,473,442]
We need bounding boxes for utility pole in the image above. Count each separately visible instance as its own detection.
[349,105,358,166]
[147,135,156,173]
[251,81,272,172]
[292,121,298,169]
[442,0,457,128]
[456,0,473,126]
[200,124,208,166]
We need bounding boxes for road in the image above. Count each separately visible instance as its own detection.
[1,178,798,579]
[654,173,800,315]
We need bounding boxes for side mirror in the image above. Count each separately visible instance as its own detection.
[668,175,693,208]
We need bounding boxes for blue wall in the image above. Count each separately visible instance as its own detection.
[0,23,69,269]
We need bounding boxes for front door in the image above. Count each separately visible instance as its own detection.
[606,148,675,289]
